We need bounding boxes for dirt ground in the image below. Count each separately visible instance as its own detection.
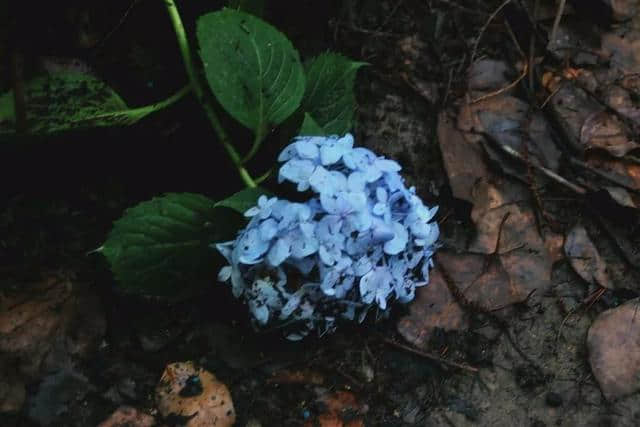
[2,0,640,426]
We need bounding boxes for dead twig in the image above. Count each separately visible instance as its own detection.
[481,133,587,195]
[470,0,512,66]
[528,0,540,95]
[556,287,606,346]
[548,0,567,49]
[469,61,528,104]
[383,338,479,373]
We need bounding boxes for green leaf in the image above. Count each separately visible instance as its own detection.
[301,52,367,135]
[215,187,270,214]
[0,72,187,136]
[299,113,325,136]
[196,9,305,139]
[101,193,243,295]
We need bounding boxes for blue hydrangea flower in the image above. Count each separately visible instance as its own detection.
[216,133,439,340]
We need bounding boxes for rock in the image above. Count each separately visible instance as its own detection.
[587,297,640,400]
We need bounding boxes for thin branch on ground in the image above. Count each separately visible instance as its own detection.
[549,0,567,48]
[470,0,512,66]
[383,338,479,373]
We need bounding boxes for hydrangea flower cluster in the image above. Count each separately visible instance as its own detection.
[216,134,439,340]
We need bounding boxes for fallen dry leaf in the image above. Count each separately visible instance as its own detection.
[467,59,511,94]
[595,212,640,271]
[564,224,614,289]
[441,179,552,312]
[604,0,640,21]
[580,111,638,157]
[458,95,561,173]
[547,80,613,153]
[437,250,535,312]
[544,232,566,264]
[601,31,640,75]
[0,276,105,413]
[397,268,468,348]
[437,112,489,204]
[587,297,640,400]
[603,186,637,209]
[603,85,640,127]
[155,361,235,427]
[586,152,640,191]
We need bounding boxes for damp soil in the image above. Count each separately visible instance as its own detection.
[2,0,640,426]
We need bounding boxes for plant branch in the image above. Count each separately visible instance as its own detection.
[241,126,267,164]
[164,0,256,188]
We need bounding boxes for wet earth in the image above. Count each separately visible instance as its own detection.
[2,0,640,426]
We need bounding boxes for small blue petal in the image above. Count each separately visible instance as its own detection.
[376,187,388,202]
[317,215,343,242]
[218,266,232,281]
[244,206,260,217]
[295,138,320,160]
[250,302,269,325]
[353,256,373,276]
[291,234,319,258]
[371,219,395,243]
[364,166,382,183]
[278,143,298,162]
[375,158,401,172]
[384,222,408,255]
[259,218,278,240]
[343,147,376,170]
[299,222,315,238]
[346,208,372,232]
[319,245,336,266]
[373,202,386,216]
[359,267,392,308]
[278,159,316,191]
[321,270,339,295]
[267,237,291,266]
[347,171,367,192]
[319,134,354,165]
[236,228,269,264]
[309,167,347,195]
[280,289,304,318]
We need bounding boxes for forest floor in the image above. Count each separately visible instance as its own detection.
[2,0,640,426]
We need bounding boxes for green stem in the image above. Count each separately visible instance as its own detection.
[254,167,273,185]
[241,126,266,164]
[164,0,256,188]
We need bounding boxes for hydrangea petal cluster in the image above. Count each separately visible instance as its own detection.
[216,134,439,340]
